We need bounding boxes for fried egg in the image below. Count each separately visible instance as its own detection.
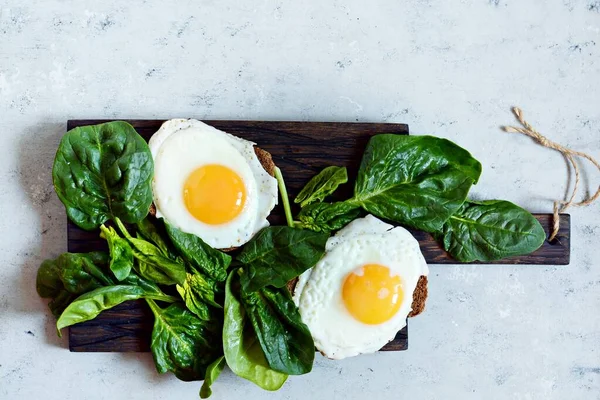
[293,215,428,359]
[149,119,278,249]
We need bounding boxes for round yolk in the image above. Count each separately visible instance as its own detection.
[183,164,246,225]
[342,264,404,325]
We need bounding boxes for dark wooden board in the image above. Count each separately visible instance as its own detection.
[66,119,571,353]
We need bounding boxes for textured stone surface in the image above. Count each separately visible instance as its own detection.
[1,1,599,399]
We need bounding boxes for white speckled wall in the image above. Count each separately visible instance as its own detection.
[1,1,599,399]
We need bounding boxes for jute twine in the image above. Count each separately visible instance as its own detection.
[502,107,600,241]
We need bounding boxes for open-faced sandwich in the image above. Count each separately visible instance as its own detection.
[291,214,429,359]
[147,119,278,250]
[38,119,545,398]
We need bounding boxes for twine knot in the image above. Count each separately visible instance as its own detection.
[502,107,599,241]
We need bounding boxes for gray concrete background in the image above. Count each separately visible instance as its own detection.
[1,1,599,399]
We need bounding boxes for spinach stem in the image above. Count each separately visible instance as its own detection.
[146,298,160,316]
[144,299,158,314]
[155,294,179,303]
[274,167,294,228]
[144,294,179,311]
[113,217,132,239]
[345,197,361,207]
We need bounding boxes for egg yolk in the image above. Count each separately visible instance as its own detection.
[183,164,246,225]
[342,264,403,325]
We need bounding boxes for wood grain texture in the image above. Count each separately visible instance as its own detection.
[65,119,570,353]
[68,300,408,352]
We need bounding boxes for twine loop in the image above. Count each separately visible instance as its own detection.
[502,107,600,241]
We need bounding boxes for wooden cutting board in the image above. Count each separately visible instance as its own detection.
[65,119,571,352]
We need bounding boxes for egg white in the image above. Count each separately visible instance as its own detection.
[149,119,278,249]
[294,215,429,360]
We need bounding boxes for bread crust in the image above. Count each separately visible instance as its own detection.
[253,146,276,177]
[408,275,428,317]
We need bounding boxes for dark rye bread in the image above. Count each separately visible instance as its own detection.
[287,275,429,318]
[408,275,428,317]
[253,146,276,177]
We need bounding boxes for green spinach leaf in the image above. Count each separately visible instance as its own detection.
[57,252,114,291]
[100,224,133,281]
[132,259,177,286]
[37,260,65,300]
[115,218,186,285]
[223,272,288,390]
[200,356,226,399]
[46,291,77,320]
[36,252,113,317]
[436,200,546,262]
[56,285,176,335]
[237,227,328,293]
[176,273,221,321]
[122,272,168,298]
[294,166,348,207]
[147,300,222,382]
[52,121,154,230]
[164,221,231,282]
[352,134,482,232]
[135,217,176,258]
[297,201,361,232]
[241,285,314,375]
